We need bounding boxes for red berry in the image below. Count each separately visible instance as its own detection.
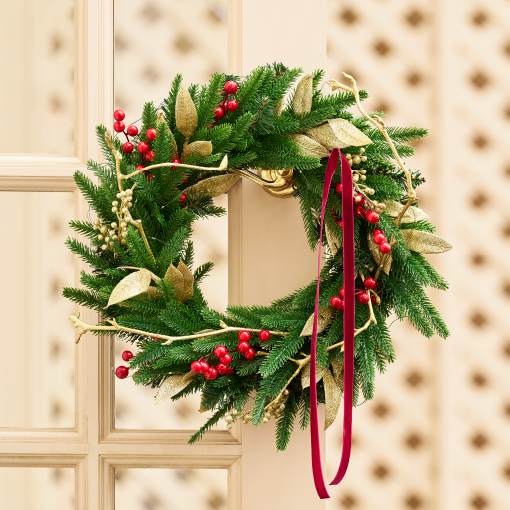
[238,330,251,342]
[374,229,383,236]
[122,142,134,153]
[113,110,125,121]
[225,99,238,112]
[216,363,228,375]
[147,174,155,183]
[357,292,370,305]
[205,367,218,380]
[374,234,386,245]
[339,286,345,299]
[178,193,187,203]
[336,299,345,311]
[115,366,129,379]
[355,206,366,218]
[336,219,343,229]
[371,295,378,305]
[353,194,365,205]
[225,367,234,375]
[224,80,238,95]
[259,330,271,342]
[220,353,232,365]
[364,277,376,290]
[172,158,182,169]
[182,175,189,183]
[335,183,342,194]
[122,350,133,361]
[137,142,149,154]
[214,345,228,358]
[145,150,156,162]
[135,165,144,170]
[191,361,202,373]
[237,341,250,354]
[200,361,210,374]
[213,107,224,120]
[379,242,391,254]
[126,125,138,136]
[113,121,125,133]
[244,348,256,360]
[146,128,157,140]
[330,296,342,309]
[366,211,380,224]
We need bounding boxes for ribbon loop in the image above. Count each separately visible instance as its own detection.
[310,150,355,498]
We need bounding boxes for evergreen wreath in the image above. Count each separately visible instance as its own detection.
[65,63,451,453]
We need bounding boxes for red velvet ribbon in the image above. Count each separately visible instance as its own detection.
[310,149,355,499]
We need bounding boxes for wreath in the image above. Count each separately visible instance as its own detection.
[64,63,451,498]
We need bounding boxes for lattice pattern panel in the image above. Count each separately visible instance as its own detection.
[326,1,510,509]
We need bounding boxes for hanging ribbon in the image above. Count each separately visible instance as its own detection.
[310,149,355,499]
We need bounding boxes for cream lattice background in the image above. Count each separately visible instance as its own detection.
[1,0,509,508]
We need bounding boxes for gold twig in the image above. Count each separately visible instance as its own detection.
[327,75,416,201]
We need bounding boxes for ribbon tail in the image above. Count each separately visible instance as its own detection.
[310,149,340,499]
[330,153,355,485]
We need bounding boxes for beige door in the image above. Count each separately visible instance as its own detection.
[0,0,329,508]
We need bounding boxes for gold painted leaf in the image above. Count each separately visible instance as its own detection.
[293,74,313,114]
[155,372,195,405]
[382,201,430,224]
[301,363,327,389]
[107,269,152,307]
[323,368,342,430]
[368,233,392,275]
[291,134,330,159]
[401,230,452,254]
[181,141,213,160]
[325,222,342,256]
[175,85,198,139]
[157,112,178,160]
[300,306,336,337]
[306,118,372,150]
[183,173,240,199]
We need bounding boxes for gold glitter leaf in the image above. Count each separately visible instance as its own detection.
[293,74,313,114]
[107,269,152,307]
[157,112,178,160]
[181,141,213,160]
[164,263,185,301]
[300,306,336,337]
[175,85,198,139]
[155,372,195,405]
[291,134,330,159]
[331,359,344,391]
[323,368,342,430]
[139,286,161,301]
[401,230,452,254]
[177,260,194,301]
[301,363,327,389]
[382,201,430,224]
[183,173,240,199]
[325,222,342,256]
[368,233,392,275]
[306,118,372,150]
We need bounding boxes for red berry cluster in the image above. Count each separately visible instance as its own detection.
[114,109,157,161]
[190,344,234,380]
[237,329,270,361]
[213,81,239,122]
[330,277,380,310]
[372,228,391,254]
[115,350,134,379]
